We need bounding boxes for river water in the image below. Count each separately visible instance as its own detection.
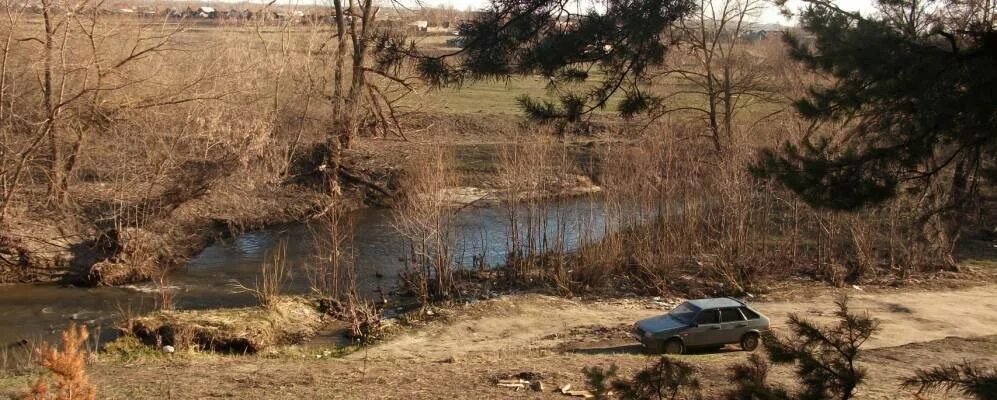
[0,197,622,346]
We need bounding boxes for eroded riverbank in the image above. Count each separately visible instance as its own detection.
[0,195,615,346]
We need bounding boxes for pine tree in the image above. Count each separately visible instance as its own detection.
[584,356,702,400]
[902,361,997,400]
[728,296,878,400]
[751,0,996,211]
[21,323,96,400]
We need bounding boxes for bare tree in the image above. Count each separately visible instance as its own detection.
[325,0,416,193]
[0,0,185,218]
[662,0,781,152]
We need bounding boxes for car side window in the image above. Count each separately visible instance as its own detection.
[740,307,760,320]
[695,309,719,325]
[721,308,745,323]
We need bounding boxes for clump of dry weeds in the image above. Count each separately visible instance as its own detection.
[230,240,291,309]
[393,150,461,305]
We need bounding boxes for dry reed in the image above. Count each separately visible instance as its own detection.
[230,240,290,309]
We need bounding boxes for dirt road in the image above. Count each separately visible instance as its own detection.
[357,283,997,361]
[3,283,995,399]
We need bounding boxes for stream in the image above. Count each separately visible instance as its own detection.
[0,197,630,346]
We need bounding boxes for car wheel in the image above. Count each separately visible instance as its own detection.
[740,333,760,352]
[663,339,684,355]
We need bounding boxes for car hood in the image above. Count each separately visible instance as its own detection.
[637,314,687,333]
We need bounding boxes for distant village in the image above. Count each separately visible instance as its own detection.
[11,0,473,32]
[9,0,788,41]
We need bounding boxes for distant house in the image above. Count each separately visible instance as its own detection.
[554,19,578,30]
[223,8,250,20]
[198,7,217,18]
[742,30,768,42]
[182,6,217,18]
[410,20,428,32]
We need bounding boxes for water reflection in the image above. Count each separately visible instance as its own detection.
[0,196,635,345]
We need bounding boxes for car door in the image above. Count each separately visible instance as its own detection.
[683,309,722,347]
[739,306,768,331]
[719,307,748,343]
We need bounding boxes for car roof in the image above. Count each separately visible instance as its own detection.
[686,297,745,309]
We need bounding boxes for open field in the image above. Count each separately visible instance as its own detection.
[10,19,737,116]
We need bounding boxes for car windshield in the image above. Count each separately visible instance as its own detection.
[668,302,699,324]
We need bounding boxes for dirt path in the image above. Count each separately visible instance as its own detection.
[355,284,997,361]
[756,284,997,348]
[4,284,995,399]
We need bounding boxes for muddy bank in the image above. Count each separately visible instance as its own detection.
[0,141,389,286]
[128,297,326,353]
[0,188,336,287]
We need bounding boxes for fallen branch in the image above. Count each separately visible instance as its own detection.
[338,165,395,200]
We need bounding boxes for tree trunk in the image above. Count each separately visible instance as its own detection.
[327,0,348,195]
[342,0,376,151]
[41,0,64,205]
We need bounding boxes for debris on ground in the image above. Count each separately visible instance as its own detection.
[497,379,530,390]
[495,372,546,392]
[558,383,594,398]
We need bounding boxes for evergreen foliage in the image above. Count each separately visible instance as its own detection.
[416,0,695,122]
[725,354,790,400]
[725,296,877,400]
[584,356,702,400]
[752,0,996,211]
[902,361,997,400]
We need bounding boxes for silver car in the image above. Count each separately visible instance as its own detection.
[632,297,769,354]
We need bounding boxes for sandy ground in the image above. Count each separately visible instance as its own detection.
[356,283,997,362]
[2,283,995,399]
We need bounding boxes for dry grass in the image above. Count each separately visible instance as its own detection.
[570,121,957,295]
[230,240,291,310]
[306,202,356,299]
[472,114,963,297]
[1,341,35,376]
[392,150,462,305]
[127,296,324,354]
[0,10,343,283]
